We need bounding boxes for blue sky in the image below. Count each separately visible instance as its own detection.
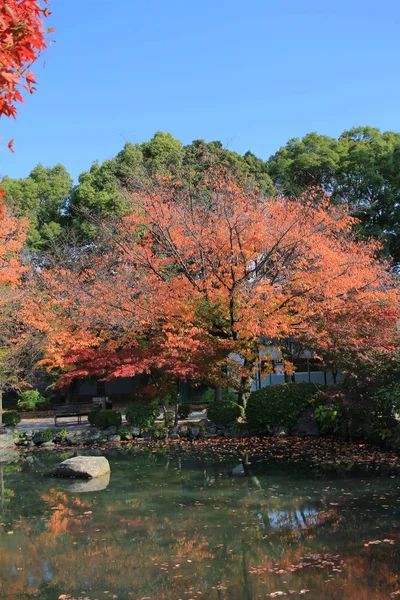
[1,0,399,182]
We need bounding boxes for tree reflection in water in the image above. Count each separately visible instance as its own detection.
[0,447,399,600]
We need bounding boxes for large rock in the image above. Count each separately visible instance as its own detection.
[53,456,110,479]
[291,407,320,436]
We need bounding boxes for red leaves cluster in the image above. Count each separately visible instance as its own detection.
[0,0,50,120]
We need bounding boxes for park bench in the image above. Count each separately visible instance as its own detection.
[53,403,94,426]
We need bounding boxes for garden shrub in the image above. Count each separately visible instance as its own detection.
[207,400,244,426]
[2,410,21,427]
[17,390,50,412]
[93,409,122,430]
[39,427,68,442]
[178,404,191,419]
[125,402,159,429]
[88,408,101,426]
[246,383,322,434]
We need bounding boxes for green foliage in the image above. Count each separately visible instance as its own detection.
[17,390,50,412]
[207,400,244,426]
[177,404,191,419]
[2,164,72,250]
[125,402,159,429]
[38,427,68,442]
[119,428,132,440]
[268,126,400,263]
[2,410,21,427]
[88,408,101,426]
[314,404,341,433]
[246,383,322,433]
[151,422,169,439]
[93,409,122,430]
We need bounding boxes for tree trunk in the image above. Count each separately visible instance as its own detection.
[214,387,222,402]
[0,464,4,518]
[0,388,3,430]
[237,375,253,409]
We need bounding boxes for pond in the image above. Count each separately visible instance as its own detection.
[0,440,399,600]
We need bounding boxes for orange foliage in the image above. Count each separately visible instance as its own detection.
[31,170,398,392]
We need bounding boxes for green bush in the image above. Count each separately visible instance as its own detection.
[88,408,101,426]
[246,383,322,434]
[17,390,50,412]
[314,404,341,433]
[2,410,21,427]
[93,409,122,430]
[151,423,169,439]
[125,402,159,429]
[178,404,191,419]
[39,427,69,442]
[207,400,244,426]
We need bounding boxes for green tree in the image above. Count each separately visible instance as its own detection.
[268,126,400,263]
[1,164,72,250]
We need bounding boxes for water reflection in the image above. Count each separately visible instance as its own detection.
[0,448,399,600]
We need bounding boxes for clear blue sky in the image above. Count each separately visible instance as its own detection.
[1,0,400,182]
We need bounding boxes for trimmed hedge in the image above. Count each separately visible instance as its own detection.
[246,383,322,434]
[2,410,21,427]
[125,402,159,429]
[207,400,244,426]
[93,409,122,430]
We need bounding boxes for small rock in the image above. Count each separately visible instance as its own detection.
[41,441,55,448]
[169,433,180,439]
[271,425,288,437]
[178,424,189,436]
[103,426,117,436]
[130,427,140,437]
[190,426,200,437]
[107,434,121,442]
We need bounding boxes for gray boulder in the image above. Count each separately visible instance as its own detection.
[290,407,320,436]
[130,427,140,437]
[53,456,110,479]
[107,434,121,442]
[190,426,200,437]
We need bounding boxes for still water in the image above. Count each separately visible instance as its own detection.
[0,444,399,600]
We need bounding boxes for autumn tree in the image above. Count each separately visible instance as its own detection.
[0,205,28,426]
[34,170,398,407]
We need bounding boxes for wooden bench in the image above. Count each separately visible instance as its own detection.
[53,403,94,426]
